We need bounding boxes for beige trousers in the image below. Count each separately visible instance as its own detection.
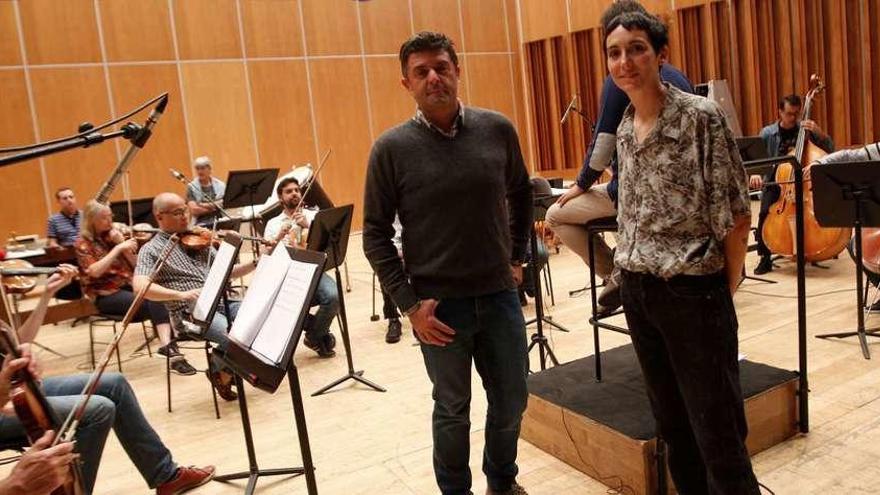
[545,183,617,279]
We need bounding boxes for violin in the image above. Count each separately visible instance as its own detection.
[0,261,67,294]
[0,328,84,495]
[761,75,852,262]
[132,226,268,251]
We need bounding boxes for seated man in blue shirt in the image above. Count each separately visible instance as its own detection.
[46,187,82,248]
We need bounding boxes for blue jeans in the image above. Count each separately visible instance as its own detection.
[307,273,339,339]
[0,373,177,494]
[418,289,528,495]
[204,300,241,350]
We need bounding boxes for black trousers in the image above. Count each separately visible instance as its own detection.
[754,182,781,258]
[95,287,171,326]
[380,288,399,320]
[620,270,760,495]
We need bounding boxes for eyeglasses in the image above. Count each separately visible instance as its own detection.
[159,208,188,217]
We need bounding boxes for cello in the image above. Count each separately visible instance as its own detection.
[761,75,852,261]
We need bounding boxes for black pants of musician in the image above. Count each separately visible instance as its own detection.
[754,182,781,258]
[380,288,400,320]
[620,270,760,495]
[94,286,170,326]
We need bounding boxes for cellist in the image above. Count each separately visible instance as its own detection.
[749,94,835,274]
[0,267,215,495]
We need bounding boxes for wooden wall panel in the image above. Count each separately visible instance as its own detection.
[18,0,101,64]
[173,0,242,60]
[569,0,613,32]
[98,0,175,62]
[240,0,303,58]
[309,59,372,227]
[180,63,257,179]
[466,54,516,120]
[29,67,116,203]
[0,71,46,241]
[365,57,414,137]
[461,0,508,52]
[0,2,21,65]
[248,60,316,170]
[108,64,189,199]
[300,0,360,56]
[411,0,463,45]
[520,0,567,42]
[359,0,412,55]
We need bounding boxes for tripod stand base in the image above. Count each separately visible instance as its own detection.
[525,316,571,333]
[214,467,306,495]
[527,333,559,371]
[816,327,880,360]
[312,370,387,396]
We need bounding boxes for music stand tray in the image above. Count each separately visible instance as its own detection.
[307,205,353,272]
[812,160,880,359]
[223,169,280,210]
[110,197,156,226]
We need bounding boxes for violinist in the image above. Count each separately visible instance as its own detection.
[133,193,255,401]
[185,156,226,227]
[75,200,197,376]
[262,178,338,358]
[0,267,215,495]
[46,187,81,249]
[750,94,835,274]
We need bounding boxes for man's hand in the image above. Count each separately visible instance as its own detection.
[293,212,309,228]
[801,119,825,139]
[555,184,585,207]
[0,430,76,495]
[45,265,77,296]
[511,264,523,286]
[178,289,200,302]
[408,299,455,346]
[748,174,763,190]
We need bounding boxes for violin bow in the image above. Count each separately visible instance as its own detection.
[292,147,332,214]
[52,235,179,447]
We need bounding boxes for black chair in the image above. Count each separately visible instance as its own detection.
[164,326,221,420]
[586,216,629,381]
[88,314,153,372]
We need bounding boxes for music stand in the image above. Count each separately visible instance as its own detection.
[308,205,386,396]
[224,169,279,254]
[812,161,880,359]
[110,197,156,226]
[741,150,779,286]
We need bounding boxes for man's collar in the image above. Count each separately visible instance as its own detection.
[413,101,465,137]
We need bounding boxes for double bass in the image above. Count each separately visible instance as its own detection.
[761,75,852,261]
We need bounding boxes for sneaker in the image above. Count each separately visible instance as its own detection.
[754,255,773,275]
[487,482,528,495]
[303,334,336,358]
[170,357,197,376]
[385,318,402,344]
[156,465,215,495]
[157,343,182,358]
[208,370,237,401]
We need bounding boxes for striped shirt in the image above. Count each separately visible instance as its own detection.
[46,211,82,246]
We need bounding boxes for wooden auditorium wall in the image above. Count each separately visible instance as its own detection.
[519,0,880,178]
[0,0,527,240]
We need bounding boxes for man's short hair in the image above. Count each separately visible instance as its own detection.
[603,11,669,55]
[55,187,73,199]
[398,31,459,77]
[193,156,212,168]
[779,94,802,110]
[601,0,648,33]
[276,177,300,197]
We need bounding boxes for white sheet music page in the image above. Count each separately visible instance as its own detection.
[229,245,290,348]
[250,259,318,364]
[192,241,237,322]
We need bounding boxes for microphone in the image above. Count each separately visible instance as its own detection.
[169,168,188,184]
[560,95,578,125]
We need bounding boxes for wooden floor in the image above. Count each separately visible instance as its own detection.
[3,228,880,495]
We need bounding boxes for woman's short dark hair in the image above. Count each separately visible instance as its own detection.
[604,11,669,55]
[398,31,459,77]
[276,177,300,197]
[600,0,648,33]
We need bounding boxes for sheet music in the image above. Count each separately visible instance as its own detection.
[192,242,237,322]
[250,259,318,364]
[229,246,290,347]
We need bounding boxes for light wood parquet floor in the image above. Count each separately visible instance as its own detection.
[3,224,879,495]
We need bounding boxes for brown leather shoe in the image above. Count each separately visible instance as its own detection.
[209,370,237,401]
[156,465,215,495]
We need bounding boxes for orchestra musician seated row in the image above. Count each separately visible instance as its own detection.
[0,266,214,495]
[262,177,339,358]
[75,200,197,376]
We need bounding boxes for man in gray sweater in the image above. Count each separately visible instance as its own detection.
[363,32,533,495]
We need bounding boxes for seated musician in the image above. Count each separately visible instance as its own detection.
[262,177,339,358]
[132,193,256,401]
[185,156,226,227]
[0,266,214,495]
[750,94,835,274]
[75,200,197,376]
[46,187,82,249]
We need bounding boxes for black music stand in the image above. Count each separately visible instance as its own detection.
[309,205,386,396]
[110,197,156,226]
[740,149,779,286]
[224,169,279,253]
[812,161,880,359]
